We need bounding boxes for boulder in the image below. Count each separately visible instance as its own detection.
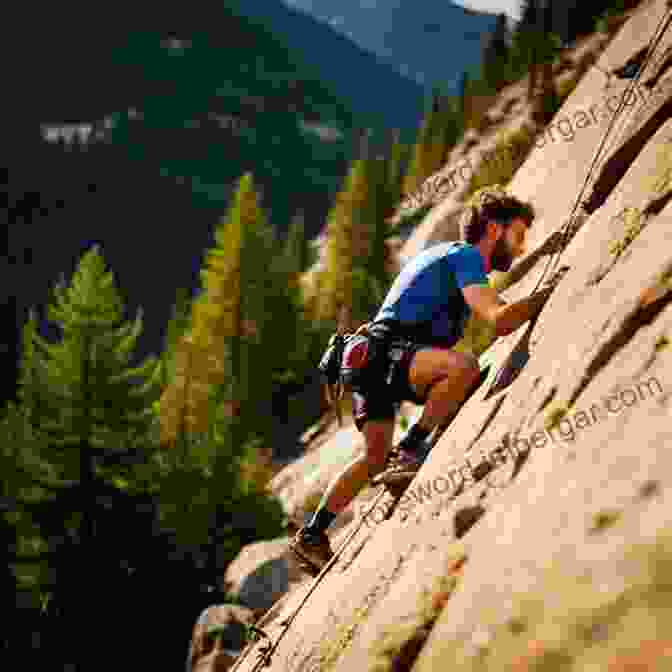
[222,538,303,614]
[186,604,255,672]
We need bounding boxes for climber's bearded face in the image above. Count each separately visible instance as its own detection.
[490,217,528,272]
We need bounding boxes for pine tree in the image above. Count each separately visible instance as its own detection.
[281,210,310,294]
[318,156,375,330]
[402,93,441,200]
[360,153,390,310]
[513,0,561,105]
[161,172,282,463]
[158,287,193,390]
[25,246,163,460]
[511,0,541,98]
[482,13,510,92]
[16,307,45,430]
[385,128,408,216]
[276,211,311,364]
[14,244,164,669]
[534,0,562,124]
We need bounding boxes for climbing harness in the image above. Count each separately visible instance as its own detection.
[318,321,399,423]
[229,10,672,671]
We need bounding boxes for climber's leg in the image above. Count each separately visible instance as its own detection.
[409,348,481,429]
[304,389,396,530]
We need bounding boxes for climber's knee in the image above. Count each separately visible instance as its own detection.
[408,348,480,400]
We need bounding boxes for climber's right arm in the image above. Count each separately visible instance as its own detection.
[461,284,553,338]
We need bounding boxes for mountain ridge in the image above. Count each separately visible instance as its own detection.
[279,0,499,90]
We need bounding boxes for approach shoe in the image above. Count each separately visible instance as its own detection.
[288,526,334,573]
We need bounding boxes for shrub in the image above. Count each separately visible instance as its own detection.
[533,83,563,126]
[556,70,582,103]
[609,207,644,258]
[465,125,536,200]
[392,203,434,236]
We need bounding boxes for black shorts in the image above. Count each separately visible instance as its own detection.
[351,342,431,433]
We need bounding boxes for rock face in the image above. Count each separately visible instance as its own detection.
[394,30,610,265]
[230,2,672,671]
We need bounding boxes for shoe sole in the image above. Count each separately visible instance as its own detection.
[372,468,418,488]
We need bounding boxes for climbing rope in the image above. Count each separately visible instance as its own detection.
[225,11,672,672]
[531,6,672,294]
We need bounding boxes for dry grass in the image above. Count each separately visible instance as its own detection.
[609,207,645,258]
[556,69,583,103]
[544,402,569,432]
[654,334,670,351]
[465,125,536,201]
[454,314,497,359]
[301,489,324,516]
[318,603,374,672]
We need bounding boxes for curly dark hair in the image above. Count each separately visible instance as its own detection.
[461,186,536,245]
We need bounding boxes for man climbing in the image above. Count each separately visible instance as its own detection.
[289,187,565,573]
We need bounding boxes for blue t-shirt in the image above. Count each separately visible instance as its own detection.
[374,241,489,347]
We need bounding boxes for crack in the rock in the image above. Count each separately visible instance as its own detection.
[454,504,486,539]
[568,289,672,409]
[587,189,672,288]
[584,97,672,214]
[539,385,558,412]
[501,219,584,291]
[643,189,672,216]
[643,45,672,91]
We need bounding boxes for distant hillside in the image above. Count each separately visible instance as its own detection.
[2,0,414,366]
[231,0,427,139]
[281,0,499,90]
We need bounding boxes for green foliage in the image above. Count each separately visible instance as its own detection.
[386,129,411,213]
[460,71,498,132]
[159,286,194,391]
[392,203,434,236]
[351,267,386,327]
[282,210,311,281]
[314,137,404,331]
[318,156,375,328]
[170,172,280,447]
[533,76,562,125]
[22,246,163,460]
[505,1,563,103]
[595,2,631,34]
[403,90,463,196]
[481,13,510,93]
